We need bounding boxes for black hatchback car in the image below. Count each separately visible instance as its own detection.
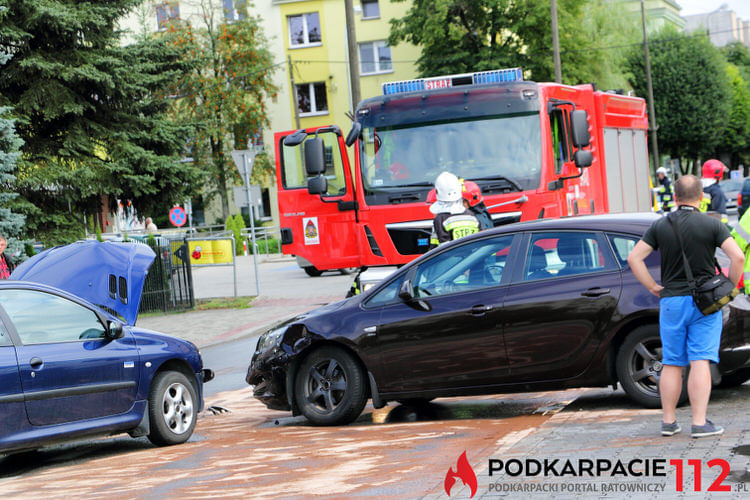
[247,213,750,425]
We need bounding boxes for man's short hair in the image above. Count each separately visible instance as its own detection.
[674,175,703,203]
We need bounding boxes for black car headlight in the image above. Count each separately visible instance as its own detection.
[256,327,285,354]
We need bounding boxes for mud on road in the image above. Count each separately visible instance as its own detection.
[0,388,588,499]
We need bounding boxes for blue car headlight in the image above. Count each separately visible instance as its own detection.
[256,327,285,354]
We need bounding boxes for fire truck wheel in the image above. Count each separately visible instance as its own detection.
[339,268,358,275]
[294,346,368,426]
[303,266,323,277]
[616,325,687,408]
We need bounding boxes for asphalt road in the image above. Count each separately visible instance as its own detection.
[201,333,260,397]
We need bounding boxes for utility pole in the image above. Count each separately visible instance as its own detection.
[288,55,300,129]
[640,0,659,171]
[344,0,361,110]
[551,0,562,83]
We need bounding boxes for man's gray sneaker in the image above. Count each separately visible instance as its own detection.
[661,421,681,436]
[691,420,724,438]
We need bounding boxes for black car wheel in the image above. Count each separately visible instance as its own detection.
[616,325,687,408]
[294,346,367,425]
[718,367,750,388]
[147,371,198,446]
[303,266,323,277]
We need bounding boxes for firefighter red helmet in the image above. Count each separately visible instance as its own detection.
[702,159,726,181]
[461,180,483,207]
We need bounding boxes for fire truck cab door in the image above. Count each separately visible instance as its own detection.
[276,129,361,272]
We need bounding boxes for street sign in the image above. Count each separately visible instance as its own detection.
[231,149,256,178]
[233,185,263,208]
[169,206,187,227]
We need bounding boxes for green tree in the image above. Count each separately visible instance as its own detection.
[388,0,638,86]
[0,1,200,245]
[715,64,750,171]
[0,104,27,261]
[626,29,732,171]
[721,41,750,84]
[170,0,277,221]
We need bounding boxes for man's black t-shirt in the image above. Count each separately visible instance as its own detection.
[642,206,731,297]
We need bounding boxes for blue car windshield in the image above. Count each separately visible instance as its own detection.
[360,113,542,192]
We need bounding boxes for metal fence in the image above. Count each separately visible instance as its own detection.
[138,236,195,314]
[240,226,282,257]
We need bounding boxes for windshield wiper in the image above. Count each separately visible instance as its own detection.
[397,182,434,188]
[472,176,523,193]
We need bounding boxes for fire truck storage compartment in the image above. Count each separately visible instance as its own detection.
[603,128,651,213]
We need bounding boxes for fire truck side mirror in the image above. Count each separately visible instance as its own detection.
[571,110,591,148]
[308,175,328,195]
[345,122,362,147]
[284,130,307,146]
[574,149,593,168]
[304,138,326,175]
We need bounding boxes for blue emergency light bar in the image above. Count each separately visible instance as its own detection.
[382,67,523,96]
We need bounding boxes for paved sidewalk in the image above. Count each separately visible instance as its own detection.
[430,385,750,499]
[137,256,353,347]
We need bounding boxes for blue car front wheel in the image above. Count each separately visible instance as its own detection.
[147,371,198,446]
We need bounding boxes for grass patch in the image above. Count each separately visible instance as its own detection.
[194,296,256,310]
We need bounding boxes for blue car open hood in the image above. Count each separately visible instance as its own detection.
[11,241,156,325]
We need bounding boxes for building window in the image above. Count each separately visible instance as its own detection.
[361,0,380,19]
[296,82,328,116]
[288,13,321,48]
[359,41,392,75]
[156,2,180,30]
[223,0,246,22]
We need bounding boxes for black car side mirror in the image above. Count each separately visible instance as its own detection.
[107,321,124,340]
[398,280,414,301]
[398,280,431,311]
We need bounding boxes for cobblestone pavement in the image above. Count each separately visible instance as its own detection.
[430,384,750,499]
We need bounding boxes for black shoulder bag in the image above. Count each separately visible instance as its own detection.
[667,212,738,315]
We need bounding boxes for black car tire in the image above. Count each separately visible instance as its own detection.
[147,371,198,446]
[303,266,323,277]
[294,346,367,426]
[616,325,687,408]
[717,367,750,388]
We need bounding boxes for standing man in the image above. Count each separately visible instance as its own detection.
[627,175,744,438]
[655,167,675,213]
[428,172,480,248]
[700,159,729,224]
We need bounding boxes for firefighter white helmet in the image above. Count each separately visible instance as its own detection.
[434,172,462,203]
[656,167,668,175]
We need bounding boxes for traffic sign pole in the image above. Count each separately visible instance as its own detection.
[232,149,260,297]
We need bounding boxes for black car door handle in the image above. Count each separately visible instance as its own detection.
[471,305,493,315]
[29,357,43,369]
[581,288,610,297]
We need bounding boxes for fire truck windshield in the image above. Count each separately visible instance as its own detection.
[360,113,541,197]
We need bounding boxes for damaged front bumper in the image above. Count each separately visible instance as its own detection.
[246,348,292,411]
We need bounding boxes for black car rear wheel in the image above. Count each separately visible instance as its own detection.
[616,325,687,408]
[718,367,750,387]
[294,346,368,425]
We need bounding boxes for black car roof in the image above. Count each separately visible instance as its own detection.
[480,212,659,238]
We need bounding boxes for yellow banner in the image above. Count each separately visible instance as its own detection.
[187,239,234,265]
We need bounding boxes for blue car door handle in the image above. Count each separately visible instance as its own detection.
[29,357,43,369]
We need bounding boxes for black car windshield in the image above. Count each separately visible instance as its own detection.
[360,113,542,192]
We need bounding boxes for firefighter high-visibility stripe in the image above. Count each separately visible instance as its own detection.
[443,215,480,240]
[735,224,750,244]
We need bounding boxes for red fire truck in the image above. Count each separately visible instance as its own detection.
[275,68,651,277]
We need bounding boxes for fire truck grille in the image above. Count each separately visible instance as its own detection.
[387,227,432,255]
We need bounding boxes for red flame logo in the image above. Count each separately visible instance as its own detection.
[444,450,477,498]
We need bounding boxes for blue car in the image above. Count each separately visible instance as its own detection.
[1,241,213,453]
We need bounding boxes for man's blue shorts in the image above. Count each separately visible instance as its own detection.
[659,296,722,366]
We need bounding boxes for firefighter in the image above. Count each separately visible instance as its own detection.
[699,159,729,224]
[429,172,480,247]
[731,208,750,295]
[655,167,675,213]
[460,180,494,229]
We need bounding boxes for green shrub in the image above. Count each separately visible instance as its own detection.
[248,237,280,254]
[226,214,245,255]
